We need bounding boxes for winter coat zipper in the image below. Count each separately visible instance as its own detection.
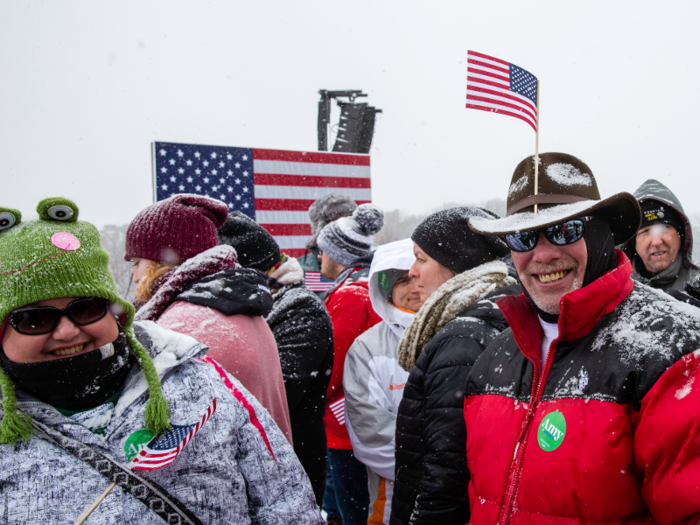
[497,325,560,524]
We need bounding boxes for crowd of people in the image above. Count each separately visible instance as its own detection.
[0,151,699,524]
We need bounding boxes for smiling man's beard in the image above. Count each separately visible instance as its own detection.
[524,261,581,315]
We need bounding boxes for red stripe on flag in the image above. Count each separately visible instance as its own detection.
[280,248,307,258]
[465,104,537,132]
[467,58,509,76]
[466,94,537,123]
[255,198,371,211]
[253,149,370,166]
[254,173,371,189]
[256,198,317,211]
[466,66,510,84]
[467,85,537,115]
[467,75,515,92]
[260,223,312,236]
[468,50,509,66]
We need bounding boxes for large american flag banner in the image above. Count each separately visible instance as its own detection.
[153,142,371,258]
[131,399,217,471]
[466,50,538,132]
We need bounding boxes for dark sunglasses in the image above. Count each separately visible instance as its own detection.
[504,219,586,253]
[7,297,110,336]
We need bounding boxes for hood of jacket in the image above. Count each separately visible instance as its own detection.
[176,268,273,317]
[268,256,304,291]
[368,238,416,338]
[621,178,697,271]
[135,245,239,321]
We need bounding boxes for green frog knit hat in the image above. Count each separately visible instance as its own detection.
[0,197,171,444]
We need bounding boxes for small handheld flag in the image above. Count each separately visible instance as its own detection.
[130,399,217,471]
[303,271,335,293]
[466,50,543,212]
[466,50,538,132]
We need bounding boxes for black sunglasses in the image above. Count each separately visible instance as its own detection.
[504,219,586,253]
[7,297,110,336]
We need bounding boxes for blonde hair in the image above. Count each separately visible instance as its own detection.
[135,261,176,302]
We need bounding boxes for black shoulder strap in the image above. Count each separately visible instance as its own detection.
[30,419,205,525]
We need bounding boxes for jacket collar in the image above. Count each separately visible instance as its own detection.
[135,245,238,321]
[497,250,634,365]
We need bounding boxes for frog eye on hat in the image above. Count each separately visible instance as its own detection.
[0,208,21,232]
[36,197,79,223]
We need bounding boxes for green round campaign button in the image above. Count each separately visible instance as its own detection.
[537,411,566,452]
[124,429,155,461]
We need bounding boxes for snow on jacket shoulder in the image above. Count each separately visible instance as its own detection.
[391,283,517,525]
[324,267,382,449]
[465,251,700,524]
[0,321,323,525]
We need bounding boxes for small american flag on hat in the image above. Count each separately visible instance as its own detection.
[131,399,217,471]
[466,50,538,132]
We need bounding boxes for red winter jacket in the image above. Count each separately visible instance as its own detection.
[324,269,382,449]
[464,251,700,524]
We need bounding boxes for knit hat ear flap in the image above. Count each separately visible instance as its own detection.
[124,329,171,435]
[0,367,31,444]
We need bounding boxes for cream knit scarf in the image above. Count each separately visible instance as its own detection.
[397,260,516,371]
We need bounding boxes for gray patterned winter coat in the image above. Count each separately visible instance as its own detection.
[0,321,323,525]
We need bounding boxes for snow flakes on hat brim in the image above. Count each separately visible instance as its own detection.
[468,192,641,245]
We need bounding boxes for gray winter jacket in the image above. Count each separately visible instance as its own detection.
[621,178,699,291]
[0,321,323,525]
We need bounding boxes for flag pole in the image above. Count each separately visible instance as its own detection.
[533,80,540,215]
[74,483,116,525]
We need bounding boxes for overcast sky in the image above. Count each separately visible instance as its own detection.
[2,1,699,228]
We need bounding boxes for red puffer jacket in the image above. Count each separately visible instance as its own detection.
[324,269,382,449]
[464,252,700,524]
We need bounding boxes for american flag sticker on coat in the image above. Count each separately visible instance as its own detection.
[130,399,217,471]
[152,142,372,258]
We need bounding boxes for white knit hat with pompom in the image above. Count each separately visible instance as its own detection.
[316,204,384,267]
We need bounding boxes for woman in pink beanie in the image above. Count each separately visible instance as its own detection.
[125,194,292,443]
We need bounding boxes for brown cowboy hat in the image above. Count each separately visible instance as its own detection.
[468,152,641,244]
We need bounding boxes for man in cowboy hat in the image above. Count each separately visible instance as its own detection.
[463,152,700,524]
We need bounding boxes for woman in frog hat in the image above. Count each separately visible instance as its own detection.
[0,197,322,524]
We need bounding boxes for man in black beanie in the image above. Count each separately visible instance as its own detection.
[621,179,699,292]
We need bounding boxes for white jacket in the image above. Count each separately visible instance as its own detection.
[343,238,414,524]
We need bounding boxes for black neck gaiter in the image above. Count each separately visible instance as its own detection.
[526,215,618,324]
[0,332,134,411]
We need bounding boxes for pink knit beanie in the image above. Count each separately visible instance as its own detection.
[125,194,228,264]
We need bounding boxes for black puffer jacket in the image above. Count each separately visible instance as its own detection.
[266,279,334,505]
[391,284,520,525]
